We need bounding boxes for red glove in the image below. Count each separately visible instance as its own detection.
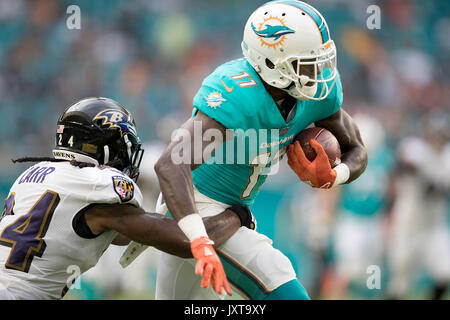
[190,236,232,296]
[287,139,337,189]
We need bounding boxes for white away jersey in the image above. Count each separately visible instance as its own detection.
[0,161,143,299]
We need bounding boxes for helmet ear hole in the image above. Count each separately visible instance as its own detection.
[265,58,275,69]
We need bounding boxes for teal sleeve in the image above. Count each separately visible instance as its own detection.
[309,69,343,122]
[329,69,344,114]
[192,73,245,130]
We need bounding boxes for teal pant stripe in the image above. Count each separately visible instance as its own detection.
[263,279,311,300]
[217,250,270,300]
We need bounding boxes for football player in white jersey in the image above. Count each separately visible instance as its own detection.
[0,97,254,299]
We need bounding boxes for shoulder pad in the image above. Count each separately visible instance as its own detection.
[193,59,269,130]
[87,167,143,207]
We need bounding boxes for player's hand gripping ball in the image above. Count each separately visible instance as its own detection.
[287,127,341,189]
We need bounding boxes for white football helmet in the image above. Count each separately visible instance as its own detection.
[242,0,337,100]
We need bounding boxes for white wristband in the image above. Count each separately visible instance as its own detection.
[333,163,350,186]
[177,213,209,242]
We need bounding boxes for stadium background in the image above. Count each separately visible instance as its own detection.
[0,0,448,299]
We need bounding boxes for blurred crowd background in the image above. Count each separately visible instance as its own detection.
[0,0,449,299]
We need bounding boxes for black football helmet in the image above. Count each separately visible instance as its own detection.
[53,97,144,181]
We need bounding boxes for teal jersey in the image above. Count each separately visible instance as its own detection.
[192,58,343,206]
[339,146,394,216]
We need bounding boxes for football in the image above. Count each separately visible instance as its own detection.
[294,127,341,168]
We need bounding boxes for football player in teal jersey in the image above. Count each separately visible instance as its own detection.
[123,0,367,299]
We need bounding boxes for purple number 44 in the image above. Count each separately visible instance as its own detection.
[0,191,59,272]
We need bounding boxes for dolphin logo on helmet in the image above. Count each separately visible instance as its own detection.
[251,22,295,41]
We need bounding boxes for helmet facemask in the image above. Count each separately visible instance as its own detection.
[101,123,144,182]
[275,41,337,100]
[117,133,144,182]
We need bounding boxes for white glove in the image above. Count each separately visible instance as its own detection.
[119,242,151,268]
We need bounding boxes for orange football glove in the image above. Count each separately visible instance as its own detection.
[287,139,337,189]
[190,236,232,296]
